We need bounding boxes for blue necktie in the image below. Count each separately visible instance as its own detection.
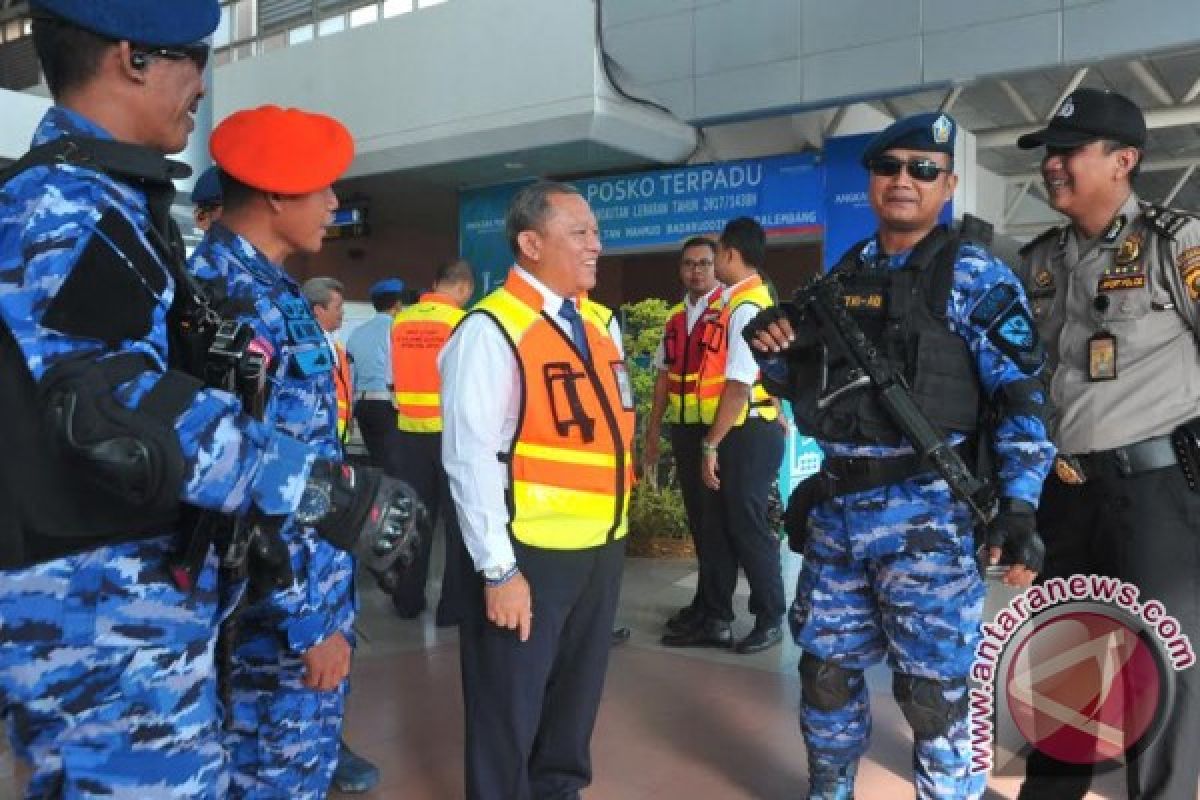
[557,299,591,364]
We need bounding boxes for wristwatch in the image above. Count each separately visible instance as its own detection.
[481,561,518,584]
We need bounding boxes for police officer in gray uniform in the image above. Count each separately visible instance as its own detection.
[1016,88,1200,800]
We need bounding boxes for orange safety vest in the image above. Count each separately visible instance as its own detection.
[333,341,353,442]
[695,274,779,426]
[391,292,464,433]
[473,271,635,549]
[661,285,723,425]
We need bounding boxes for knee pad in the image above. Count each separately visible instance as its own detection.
[892,673,967,739]
[799,652,863,712]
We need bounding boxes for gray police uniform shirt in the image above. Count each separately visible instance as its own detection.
[1019,192,1200,454]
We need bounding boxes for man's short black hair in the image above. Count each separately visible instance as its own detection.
[372,291,404,312]
[217,171,260,213]
[680,236,716,257]
[32,17,114,97]
[719,217,766,269]
[434,258,475,287]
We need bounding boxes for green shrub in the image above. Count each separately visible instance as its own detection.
[620,297,690,547]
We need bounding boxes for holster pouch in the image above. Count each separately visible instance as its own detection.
[1172,418,1200,492]
[784,473,827,554]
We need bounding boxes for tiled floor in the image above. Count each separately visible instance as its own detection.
[335,550,1126,799]
[0,549,1126,799]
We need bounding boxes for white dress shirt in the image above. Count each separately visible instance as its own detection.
[722,276,765,386]
[439,266,624,572]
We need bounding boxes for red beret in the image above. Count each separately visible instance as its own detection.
[210,105,354,195]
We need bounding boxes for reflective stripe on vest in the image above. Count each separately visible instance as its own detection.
[662,286,723,425]
[334,342,353,442]
[474,271,635,549]
[695,274,779,426]
[392,292,463,433]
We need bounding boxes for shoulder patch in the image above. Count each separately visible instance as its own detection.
[989,303,1044,375]
[1178,246,1200,302]
[968,283,1017,327]
[1018,226,1061,257]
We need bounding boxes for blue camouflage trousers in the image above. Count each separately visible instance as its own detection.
[0,536,227,799]
[790,473,986,800]
[224,627,345,799]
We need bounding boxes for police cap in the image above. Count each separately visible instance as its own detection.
[210,105,355,195]
[190,166,223,208]
[861,112,957,168]
[370,279,405,299]
[30,0,219,46]
[1017,88,1146,150]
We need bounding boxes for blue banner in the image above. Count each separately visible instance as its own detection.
[821,133,876,271]
[459,153,825,293]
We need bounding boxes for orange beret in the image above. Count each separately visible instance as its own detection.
[210,105,354,195]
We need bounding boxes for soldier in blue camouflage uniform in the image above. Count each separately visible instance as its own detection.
[746,113,1055,800]
[0,2,327,797]
[189,105,358,799]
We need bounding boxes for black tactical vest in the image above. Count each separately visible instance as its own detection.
[791,226,982,446]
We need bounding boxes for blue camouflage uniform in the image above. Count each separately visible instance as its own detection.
[788,238,1055,799]
[190,222,355,799]
[0,107,319,798]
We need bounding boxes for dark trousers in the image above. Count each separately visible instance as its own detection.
[390,430,465,624]
[460,538,625,800]
[669,424,707,612]
[1019,465,1200,800]
[697,418,786,625]
[353,398,404,478]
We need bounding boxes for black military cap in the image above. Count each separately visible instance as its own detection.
[1017,88,1146,150]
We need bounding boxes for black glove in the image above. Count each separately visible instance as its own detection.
[295,460,428,578]
[985,498,1045,572]
[741,303,809,355]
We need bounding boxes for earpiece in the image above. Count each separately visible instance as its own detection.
[130,51,148,70]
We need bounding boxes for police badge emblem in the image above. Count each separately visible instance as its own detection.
[932,114,953,144]
[1116,233,1142,266]
[1057,97,1075,118]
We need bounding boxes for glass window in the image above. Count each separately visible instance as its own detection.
[349,4,378,27]
[235,0,256,41]
[4,20,21,41]
[383,0,412,17]
[22,19,32,37]
[318,14,346,37]
[417,0,448,7]
[287,23,313,45]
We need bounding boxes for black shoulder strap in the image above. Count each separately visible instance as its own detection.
[958,213,994,248]
[832,236,874,274]
[0,136,190,189]
[1140,201,1197,242]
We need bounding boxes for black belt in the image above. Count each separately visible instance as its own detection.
[1070,433,1178,480]
[819,442,973,498]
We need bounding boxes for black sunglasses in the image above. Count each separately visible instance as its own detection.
[133,43,210,72]
[866,155,952,183]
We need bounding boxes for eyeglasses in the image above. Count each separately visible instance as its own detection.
[866,155,951,183]
[133,43,210,72]
[681,258,714,270]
